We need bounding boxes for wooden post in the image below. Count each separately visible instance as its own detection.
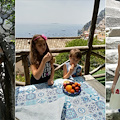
[22,55,30,85]
[85,0,100,75]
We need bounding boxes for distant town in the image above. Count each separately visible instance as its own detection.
[78,9,105,41]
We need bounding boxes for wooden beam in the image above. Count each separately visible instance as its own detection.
[55,60,70,71]
[84,75,105,98]
[92,73,105,78]
[22,55,30,85]
[81,51,88,55]
[16,45,105,56]
[15,81,25,86]
[53,63,60,68]
[49,45,105,53]
[91,51,105,59]
[16,56,22,63]
[89,64,105,75]
[85,0,100,75]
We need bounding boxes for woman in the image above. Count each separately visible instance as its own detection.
[110,44,120,111]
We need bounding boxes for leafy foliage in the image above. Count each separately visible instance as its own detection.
[0,0,15,35]
[16,74,25,82]
[56,52,69,65]
[54,69,63,80]
[10,40,15,44]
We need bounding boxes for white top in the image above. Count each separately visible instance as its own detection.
[65,62,82,78]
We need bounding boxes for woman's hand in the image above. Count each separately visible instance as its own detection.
[43,52,52,63]
[111,84,116,94]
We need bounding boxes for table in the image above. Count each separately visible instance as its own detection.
[15,76,105,120]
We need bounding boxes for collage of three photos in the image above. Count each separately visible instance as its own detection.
[0,0,120,120]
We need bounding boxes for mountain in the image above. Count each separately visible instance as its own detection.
[78,9,105,35]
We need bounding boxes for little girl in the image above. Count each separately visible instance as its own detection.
[110,44,120,110]
[29,34,54,85]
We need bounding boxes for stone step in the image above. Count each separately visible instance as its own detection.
[106,49,118,63]
[106,81,113,89]
[106,81,113,102]
[108,27,120,37]
[106,7,120,18]
[106,0,120,9]
[106,103,120,120]
[106,17,120,28]
[106,63,116,82]
[106,72,114,82]
[106,37,120,49]
[106,102,118,114]
[106,63,117,74]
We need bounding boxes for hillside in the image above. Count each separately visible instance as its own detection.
[78,9,105,35]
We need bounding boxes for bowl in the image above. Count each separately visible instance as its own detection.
[62,81,81,96]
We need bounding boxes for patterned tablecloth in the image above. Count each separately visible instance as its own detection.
[15,77,105,120]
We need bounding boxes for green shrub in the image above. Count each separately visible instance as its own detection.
[65,38,105,47]
[16,74,25,82]
[54,69,63,80]
[55,52,69,65]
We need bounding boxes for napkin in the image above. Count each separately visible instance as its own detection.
[15,97,65,120]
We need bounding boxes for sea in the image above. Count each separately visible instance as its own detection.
[15,23,83,38]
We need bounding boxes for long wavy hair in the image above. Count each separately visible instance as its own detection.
[30,34,53,69]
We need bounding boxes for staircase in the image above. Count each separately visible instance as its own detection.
[106,0,120,119]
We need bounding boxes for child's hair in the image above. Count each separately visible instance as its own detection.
[30,34,53,68]
[69,49,82,59]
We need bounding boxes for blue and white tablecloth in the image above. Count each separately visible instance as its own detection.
[15,77,105,120]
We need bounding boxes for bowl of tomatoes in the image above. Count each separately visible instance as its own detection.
[62,81,81,96]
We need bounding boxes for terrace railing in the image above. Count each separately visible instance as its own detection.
[15,43,105,86]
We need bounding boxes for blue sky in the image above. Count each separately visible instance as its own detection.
[15,0,105,25]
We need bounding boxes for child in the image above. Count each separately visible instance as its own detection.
[63,49,82,79]
[29,34,54,85]
[110,44,120,110]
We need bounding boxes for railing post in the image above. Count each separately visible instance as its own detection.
[85,0,100,75]
[22,55,30,85]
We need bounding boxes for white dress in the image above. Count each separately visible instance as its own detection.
[110,76,120,109]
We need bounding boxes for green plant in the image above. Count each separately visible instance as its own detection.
[0,0,15,24]
[55,52,69,64]
[16,74,25,82]
[54,69,63,80]
[11,40,15,44]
